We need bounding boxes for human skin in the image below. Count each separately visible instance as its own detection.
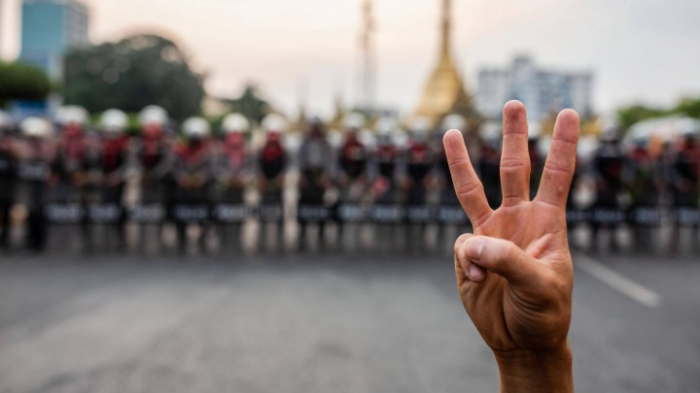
[444,101,579,393]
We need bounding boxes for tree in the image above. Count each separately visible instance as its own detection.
[616,104,667,132]
[64,34,205,120]
[0,62,51,107]
[673,97,700,119]
[224,85,272,126]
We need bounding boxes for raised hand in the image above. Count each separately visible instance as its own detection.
[444,101,579,392]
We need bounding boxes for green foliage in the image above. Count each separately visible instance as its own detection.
[616,104,667,132]
[617,96,700,131]
[224,85,271,126]
[0,62,51,106]
[64,34,205,121]
[673,97,700,119]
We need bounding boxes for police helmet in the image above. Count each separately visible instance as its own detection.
[601,126,620,142]
[343,113,365,131]
[442,114,466,132]
[138,105,169,128]
[375,116,397,137]
[20,117,53,139]
[55,106,89,127]
[221,113,249,135]
[410,117,431,140]
[262,114,287,135]
[528,122,542,140]
[182,117,211,139]
[100,109,129,135]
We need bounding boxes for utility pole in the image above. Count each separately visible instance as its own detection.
[360,0,376,111]
[0,0,5,60]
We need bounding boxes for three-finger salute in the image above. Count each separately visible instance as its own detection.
[444,101,579,393]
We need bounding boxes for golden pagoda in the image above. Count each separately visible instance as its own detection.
[413,0,479,129]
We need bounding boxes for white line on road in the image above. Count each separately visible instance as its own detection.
[574,254,662,308]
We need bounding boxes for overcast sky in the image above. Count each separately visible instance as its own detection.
[1,0,699,117]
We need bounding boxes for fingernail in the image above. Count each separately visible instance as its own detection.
[466,238,485,260]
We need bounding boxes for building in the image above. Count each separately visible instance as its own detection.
[20,0,89,80]
[412,0,478,130]
[477,55,593,123]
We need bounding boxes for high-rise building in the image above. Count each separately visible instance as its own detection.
[20,0,89,80]
[477,55,593,123]
[412,0,478,130]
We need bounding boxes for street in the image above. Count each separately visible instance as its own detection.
[0,250,698,392]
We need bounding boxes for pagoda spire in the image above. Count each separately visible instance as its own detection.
[441,0,452,57]
[412,0,478,129]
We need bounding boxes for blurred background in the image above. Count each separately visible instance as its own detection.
[0,0,698,392]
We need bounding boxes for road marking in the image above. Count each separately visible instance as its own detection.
[574,255,662,308]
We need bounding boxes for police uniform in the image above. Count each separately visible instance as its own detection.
[0,127,17,248]
[214,114,251,252]
[297,119,334,251]
[590,133,625,250]
[134,106,173,252]
[404,119,434,252]
[172,117,215,253]
[335,114,370,251]
[478,142,502,210]
[669,133,700,250]
[257,116,288,252]
[370,119,404,252]
[17,118,55,251]
[98,109,131,250]
[625,139,662,251]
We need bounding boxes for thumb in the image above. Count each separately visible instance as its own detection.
[458,236,544,286]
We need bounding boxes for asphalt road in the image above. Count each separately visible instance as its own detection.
[0,250,698,393]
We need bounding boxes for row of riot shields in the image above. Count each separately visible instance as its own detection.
[40,202,700,228]
[566,206,700,228]
[18,196,700,255]
[40,201,471,226]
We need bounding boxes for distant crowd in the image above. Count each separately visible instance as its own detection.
[0,105,697,255]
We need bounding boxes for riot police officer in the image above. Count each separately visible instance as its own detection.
[53,106,90,202]
[335,113,370,251]
[214,113,251,253]
[297,117,334,251]
[670,129,700,251]
[624,135,662,252]
[0,111,17,249]
[172,117,215,254]
[590,127,626,251]
[404,117,434,252]
[17,118,55,251]
[52,106,94,251]
[97,109,131,250]
[478,125,503,210]
[256,114,288,252]
[133,105,173,252]
[369,117,404,252]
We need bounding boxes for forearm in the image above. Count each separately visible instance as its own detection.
[494,344,573,393]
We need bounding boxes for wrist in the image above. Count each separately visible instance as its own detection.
[494,343,573,393]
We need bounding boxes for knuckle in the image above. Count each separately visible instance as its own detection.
[499,158,527,170]
[454,234,470,255]
[454,182,483,199]
[544,162,571,176]
[447,157,471,170]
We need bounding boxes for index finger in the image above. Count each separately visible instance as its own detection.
[535,110,580,208]
[443,129,493,227]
